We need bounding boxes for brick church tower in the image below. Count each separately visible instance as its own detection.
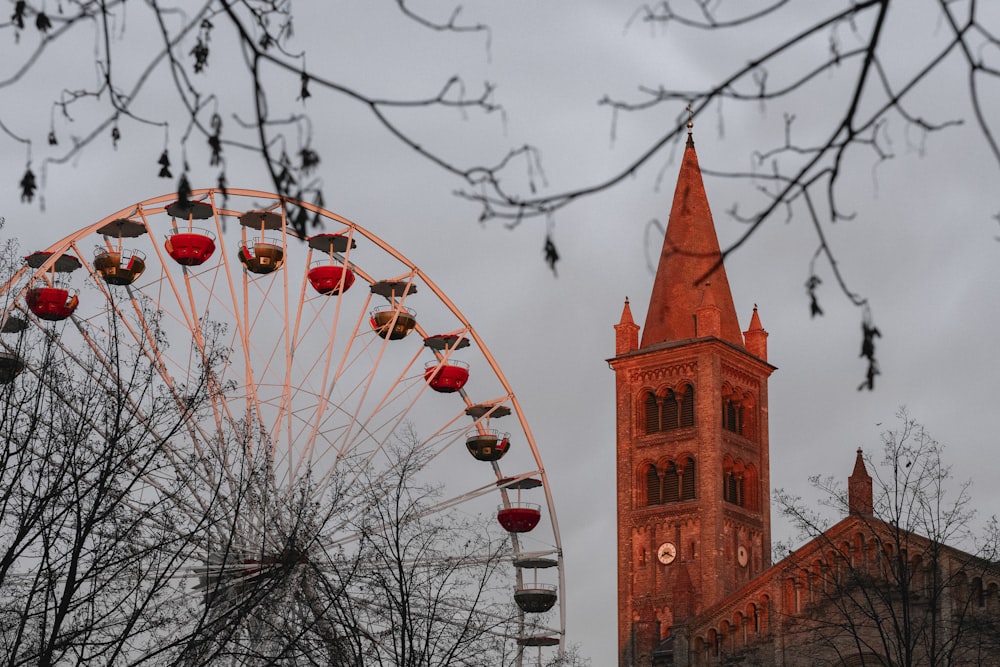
[609,131,776,666]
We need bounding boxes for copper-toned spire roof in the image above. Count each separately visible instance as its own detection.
[640,136,743,348]
[618,297,637,328]
[743,304,768,361]
[615,297,640,355]
[848,448,874,516]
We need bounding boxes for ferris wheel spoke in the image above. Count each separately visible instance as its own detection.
[280,281,372,480]
[335,343,431,460]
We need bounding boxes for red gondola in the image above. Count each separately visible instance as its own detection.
[165,230,216,266]
[307,263,355,295]
[26,287,79,321]
[424,360,469,393]
[497,502,541,533]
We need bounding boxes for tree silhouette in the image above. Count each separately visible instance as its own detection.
[0,2,500,235]
[6,2,986,386]
[773,411,1000,666]
[0,233,580,666]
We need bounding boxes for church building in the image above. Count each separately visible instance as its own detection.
[609,128,1000,666]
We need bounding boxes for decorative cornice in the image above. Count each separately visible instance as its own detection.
[721,363,761,391]
[629,361,697,385]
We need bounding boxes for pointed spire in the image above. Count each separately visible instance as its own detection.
[848,448,874,516]
[743,304,769,361]
[640,136,743,348]
[616,297,640,355]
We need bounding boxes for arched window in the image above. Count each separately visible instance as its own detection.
[723,459,750,508]
[646,464,661,505]
[723,398,743,434]
[644,392,659,434]
[643,458,695,506]
[723,469,743,506]
[663,389,679,429]
[643,385,694,433]
[747,603,759,636]
[663,461,680,503]
[974,577,986,608]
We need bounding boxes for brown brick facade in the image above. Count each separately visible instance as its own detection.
[610,134,775,665]
[611,134,1000,666]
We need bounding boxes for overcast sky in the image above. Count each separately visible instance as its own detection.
[1,3,998,664]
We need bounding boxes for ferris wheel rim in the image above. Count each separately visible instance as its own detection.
[0,187,567,660]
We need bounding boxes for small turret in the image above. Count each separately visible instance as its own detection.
[848,448,874,516]
[615,298,640,355]
[743,305,768,361]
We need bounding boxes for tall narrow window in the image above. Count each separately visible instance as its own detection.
[646,465,661,505]
[663,461,680,503]
[643,459,695,506]
[644,392,659,434]
[723,399,743,434]
[662,389,678,429]
[724,469,746,507]
[643,386,694,433]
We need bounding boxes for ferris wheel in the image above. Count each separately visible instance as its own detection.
[0,189,564,665]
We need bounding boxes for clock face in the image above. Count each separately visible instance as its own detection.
[737,545,749,567]
[657,542,677,565]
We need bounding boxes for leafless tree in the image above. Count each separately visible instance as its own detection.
[315,440,519,666]
[0,234,578,665]
[0,2,498,233]
[0,260,221,663]
[5,2,995,388]
[773,410,1000,666]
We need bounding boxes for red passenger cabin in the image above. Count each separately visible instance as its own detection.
[165,230,216,266]
[307,262,355,295]
[26,287,79,321]
[424,360,469,393]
